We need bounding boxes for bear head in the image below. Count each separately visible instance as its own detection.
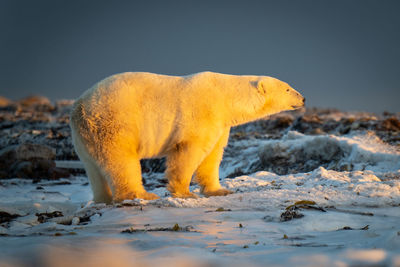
[255,77,305,115]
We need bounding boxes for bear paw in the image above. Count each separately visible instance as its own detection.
[114,191,159,202]
[203,188,233,197]
[138,191,160,200]
[171,191,199,199]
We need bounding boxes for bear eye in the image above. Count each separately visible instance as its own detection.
[286,89,290,92]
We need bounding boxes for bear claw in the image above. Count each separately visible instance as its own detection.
[139,192,160,200]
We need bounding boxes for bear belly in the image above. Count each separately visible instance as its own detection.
[136,120,179,159]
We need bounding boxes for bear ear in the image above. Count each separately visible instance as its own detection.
[251,80,267,94]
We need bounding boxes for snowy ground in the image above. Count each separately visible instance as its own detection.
[1,127,399,267]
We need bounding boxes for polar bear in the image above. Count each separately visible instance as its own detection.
[70,71,305,203]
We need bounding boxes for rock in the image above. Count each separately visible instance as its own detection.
[266,115,294,131]
[18,95,51,107]
[47,166,71,179]
[55,99,74,110]
[0,143,55,168]
[291,114,322,134]
[140,158,166,173]
[258,137,345,175]
[0,96,13,107]
[12,161,34,178]
[17,95,54,112]
[339,163,353,172]
[0,170,8,179]
[0,143,70,179]
[15,143,56,161]
[35,158,56,170]
[280,209,304,222]
[0,211,20,223]
[380,117,400,132]
[0,146,18,171]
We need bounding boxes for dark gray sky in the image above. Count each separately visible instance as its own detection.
[1,0,399,113]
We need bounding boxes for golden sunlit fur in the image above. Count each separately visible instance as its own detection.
[70,71,304,203]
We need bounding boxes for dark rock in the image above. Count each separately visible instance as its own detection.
[0,143,70,179]
[55,99,74,110]
[47,166,71,179]
[35,158,56,170]
[140,158,165,173]
[12,161,33,178]
[272,116,294,128]
[0,143,55,169]
[383,111,394,117]
[0,96,13,107]
[291,114,323,134]
[380,117,400,132]
[15,143,55,161]
[0,146,17,170]
[36,211,63,223]
[226,168,246,178]
[18,95,52,108]
[280,209,304,221]
[14,96,54,114]
[0,211,20,223]
[258,136,346,175]
[0,170,8,179]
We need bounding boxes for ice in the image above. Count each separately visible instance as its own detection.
[1,127,400,266]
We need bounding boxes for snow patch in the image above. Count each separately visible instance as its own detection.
[259,131,400,174]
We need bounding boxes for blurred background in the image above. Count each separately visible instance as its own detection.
[0,0,399,113]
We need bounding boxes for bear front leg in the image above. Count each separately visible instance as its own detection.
[195,129,233,197]
[101,155,159,202]
[166,141,213,198]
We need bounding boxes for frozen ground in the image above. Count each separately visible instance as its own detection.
[1,127,400,266]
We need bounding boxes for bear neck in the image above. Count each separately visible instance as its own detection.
[189,72,273,127]
[215,77,268,127]
[228,98,272,126]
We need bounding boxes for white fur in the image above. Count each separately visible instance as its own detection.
[70,71,304,203]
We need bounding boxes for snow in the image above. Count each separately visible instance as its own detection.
[257,131,400,175]
[1,131,400,266]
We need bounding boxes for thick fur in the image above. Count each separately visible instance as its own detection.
[70,71,304,203]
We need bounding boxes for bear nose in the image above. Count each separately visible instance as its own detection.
[302,97,306,103]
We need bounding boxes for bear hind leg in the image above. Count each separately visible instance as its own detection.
[71,129,113,203]
[81,158,113,204]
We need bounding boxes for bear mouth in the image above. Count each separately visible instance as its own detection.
[291,104,304,109]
